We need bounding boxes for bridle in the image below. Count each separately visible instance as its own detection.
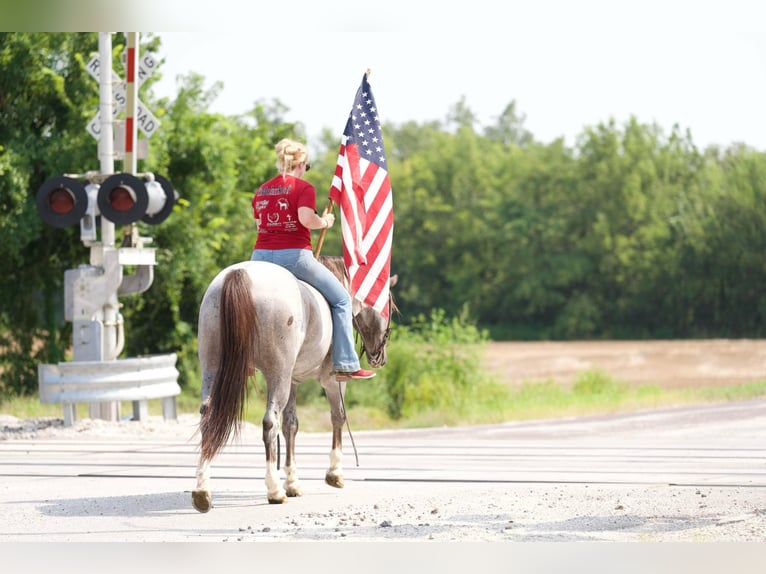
[354,291,393,363]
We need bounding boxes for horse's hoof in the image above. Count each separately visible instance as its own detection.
[325,472,344,489]
[268,495,287,504]
[192,489,212,513]
[286,485,303,498]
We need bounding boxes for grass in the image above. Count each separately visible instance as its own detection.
[268,367,766,431]
[5,310,766,430]
[489,373,766,424]
[4,368,765,433]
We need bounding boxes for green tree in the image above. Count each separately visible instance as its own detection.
[484,100,533,147]
[678,145,766,335]
[1,33,103,396]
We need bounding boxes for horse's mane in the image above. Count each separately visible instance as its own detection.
[317,255,348,285]
[317,254,399,316]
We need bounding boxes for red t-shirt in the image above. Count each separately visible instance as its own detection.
[252,174,316,250]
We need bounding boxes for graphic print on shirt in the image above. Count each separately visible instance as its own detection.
[252,175,314,251]
[257,183,299,232]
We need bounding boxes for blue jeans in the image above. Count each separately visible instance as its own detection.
[250,248,361,372]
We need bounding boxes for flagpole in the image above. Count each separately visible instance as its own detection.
[314,69,372,259]
[314,198,334,257]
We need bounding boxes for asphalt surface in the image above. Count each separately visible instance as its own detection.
[1,399,765,547]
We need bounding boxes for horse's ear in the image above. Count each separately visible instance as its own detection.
[389,274,398,288]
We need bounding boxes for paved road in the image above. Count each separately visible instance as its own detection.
[1,399,765,546]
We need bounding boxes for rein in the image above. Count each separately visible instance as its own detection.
[339,382,360,467]
[346,293,393,467]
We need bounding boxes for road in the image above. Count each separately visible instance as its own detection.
[1,399,765,545]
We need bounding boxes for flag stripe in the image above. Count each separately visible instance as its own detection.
[355,222,393,306]
[351,212,392,298]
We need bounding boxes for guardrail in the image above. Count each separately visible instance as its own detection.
[38,353,181,426]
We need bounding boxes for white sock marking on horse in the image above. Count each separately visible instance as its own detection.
[329,447,343,475]
[265,460,285,500]
[195,459,210,491]
[284,462,302,496]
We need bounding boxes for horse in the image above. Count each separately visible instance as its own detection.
[191,255,396,511]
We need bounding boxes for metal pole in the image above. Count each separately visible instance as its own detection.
[97,32,115,250]
[91,32,120,421]
[98,32,119,364]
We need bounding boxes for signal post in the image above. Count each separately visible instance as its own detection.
[36,33,180,426]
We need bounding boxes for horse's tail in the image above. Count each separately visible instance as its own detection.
[200,267,256,463]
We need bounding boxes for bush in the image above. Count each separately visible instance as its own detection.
[572,369,627,399]
[346,307,509,421]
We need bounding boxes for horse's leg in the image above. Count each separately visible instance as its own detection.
[323,377,347,488]
[192,456,212,512]
[282,382,303,497]
[192,368,216,512]
[263,374,290,504]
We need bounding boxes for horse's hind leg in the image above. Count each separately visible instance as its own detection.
[192,456,212,513]
[263,375,290,504]
[192,390,214,512]
[323,378,346,489]
[282,383,303,498]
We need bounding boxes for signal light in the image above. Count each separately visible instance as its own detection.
[98,173,148,225]
[37,172,177,230]
[97,173,177,225]
[36,176,88,227]
[49,188,74,213]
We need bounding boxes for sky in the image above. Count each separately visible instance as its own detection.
[20,0,761,151]
[142,0,766,151]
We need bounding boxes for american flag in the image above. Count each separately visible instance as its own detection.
[329,73,394,318]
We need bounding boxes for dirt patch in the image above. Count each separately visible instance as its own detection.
[483,339,766,389]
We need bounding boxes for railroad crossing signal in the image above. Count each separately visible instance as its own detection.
[36,33,181,427]
[36,173,177,242]
[85,53,160,140]
[97,173,176,225]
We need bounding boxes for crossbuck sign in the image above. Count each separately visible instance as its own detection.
[85,53,160,140]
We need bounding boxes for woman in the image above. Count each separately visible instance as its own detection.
[250,138,375,380]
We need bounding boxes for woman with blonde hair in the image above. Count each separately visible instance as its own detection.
[249,138,374,380]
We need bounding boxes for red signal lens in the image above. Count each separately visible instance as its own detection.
[48,188,75,215]
[109,187,135,212]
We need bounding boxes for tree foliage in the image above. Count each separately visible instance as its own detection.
[1,33,102,395]
[3,32,766,400]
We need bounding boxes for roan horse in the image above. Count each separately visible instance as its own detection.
[192,255,396,511]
